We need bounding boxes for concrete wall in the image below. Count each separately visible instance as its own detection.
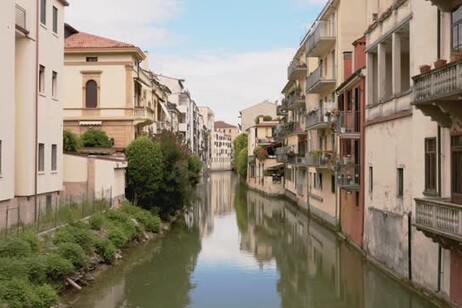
[340,190,362,247]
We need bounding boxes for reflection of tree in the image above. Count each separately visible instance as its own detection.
[124,222,201,308]
[234,181,249,233]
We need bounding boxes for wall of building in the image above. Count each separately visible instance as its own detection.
[240,102,277,132]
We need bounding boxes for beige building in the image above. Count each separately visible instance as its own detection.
[211,130,232,171]
[0,0,68,223]
[199,107,215,169]
[239,100,277,132]
[63,26,161,149]
[214,121,239,144]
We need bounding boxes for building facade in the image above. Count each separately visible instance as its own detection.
[239,100,277,132]
[0,0,68,224]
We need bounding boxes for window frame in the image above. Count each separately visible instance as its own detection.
[51,144,57,171]
[85,79,98,108]
[52,71,57,98]
[452,6,462,52]
[451,133,462,204]
[397,168,404,197]
[424,138,437,195]
[40,0,46,25]
[39,65,45,94]
[38,143,45,172]
[52,6,58,34]
[369,166,373,193]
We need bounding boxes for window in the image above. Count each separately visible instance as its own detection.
[425,138,437,194]
[453,6,462,52]
[52,6,58,33]
[40,0,46,25]
[85,80,98,108]
[451,135,462,204]
[39,65,45,93]
[314,173,323,190]
[369,166,373,193]
[38,143,45,172]
[51,144,57,171]
[52,71,57,98]
[397,168,404,197]
[331,175,336,193]
[86,57,98,62]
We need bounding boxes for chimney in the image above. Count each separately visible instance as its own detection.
[353,36,366,71]
[142,51,150,71]
[343,51,353,80]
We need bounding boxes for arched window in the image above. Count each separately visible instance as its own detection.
[85,80,98,108]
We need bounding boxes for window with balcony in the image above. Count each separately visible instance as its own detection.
[452,6,462,52]
[39,65,45,94]
[38,143,45,172]
[424,138,437,194]
[52,6,58,33]
[451,135,462,204]
[85,80,98,108]
[40,0,46,25]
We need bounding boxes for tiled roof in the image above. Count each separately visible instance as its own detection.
[65,31,135,49]
[215,121,237,129]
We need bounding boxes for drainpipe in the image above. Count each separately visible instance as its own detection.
[437,8,443,293]
[408,211,413,281]
[34,0,40,222]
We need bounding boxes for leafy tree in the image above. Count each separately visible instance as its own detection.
[263,115,273,121]
[237,148,248,178]
[188,155,203,186]
[80,129,112,148]
[233,133,248,155]
[126,137,164,208]
[234,133,248,178]
[63,130,80,152]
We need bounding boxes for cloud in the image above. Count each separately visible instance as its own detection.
[66,0,184,49]
[153,48,295,125]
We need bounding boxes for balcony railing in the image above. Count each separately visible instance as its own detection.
[134,107,155,125]
[15,5,27,33]
[248,156,256,165]
[287,94,306,109]
[276,147,290,163]
[414,198,462,243]
[337,111,360,135]
[306,65,336,94]
[256,137,275,145]
[288,60,307,80]
[337,164,360,190]
[288,154,306,165]
[306,151,334,169]
[306,108,334,130]
[277,104,288,116]
[305,21,336,57]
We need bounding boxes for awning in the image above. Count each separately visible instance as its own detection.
[158,101,172,122]
[265,163,285,171]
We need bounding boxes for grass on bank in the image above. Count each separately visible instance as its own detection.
[0,201,161,308]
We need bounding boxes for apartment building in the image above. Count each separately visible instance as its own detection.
[0,0,68,221]
[211,130,232,171]
[214,121,239,144]
[63,26,158,149]
[363,0,445,301]
[199,107,215,169]
[410,1,462,305]
[304,0,367,225]
[239,100,277,132]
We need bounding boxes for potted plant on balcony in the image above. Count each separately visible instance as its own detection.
[254,146,269,161]
[450,52,462,63]
[434,59,447,69]
[419,65,431,74]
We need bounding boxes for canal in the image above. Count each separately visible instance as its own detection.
[64,172,437,308]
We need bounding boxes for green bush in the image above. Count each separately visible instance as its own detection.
[188,155,203,186]
[34,284,59,308]
[0,279,39,308]
[57,242,89,269]
[0,237,32,258]
[89,213,105,231]
[44,254,74,281]
[0,258,28,281]
[52,224,96,252]
[107,228,128,249]
[23,257,47,285]
[95,239,117,264]
[105,209,131,224]
[80,129,112,148]
[63,130,80,152]
[135,211,161,233]
[19,232,40,253]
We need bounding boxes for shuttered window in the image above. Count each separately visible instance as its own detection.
[85,80,98,108]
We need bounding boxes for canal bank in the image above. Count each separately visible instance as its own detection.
[63,172,441,308]
[248,181,451,307]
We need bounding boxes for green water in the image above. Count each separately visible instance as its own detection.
[63,172,437,308]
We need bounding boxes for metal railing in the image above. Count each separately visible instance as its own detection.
[415,198,462,240]
[306,108,334,129]
[413,59,462,105]
[288,60,307,79]
[306,65,336,92]
[15,5,26,30]
[306,20,336,55]
[337,111,360,134]
[276,147,290,163]
[306,150,334,168]
[337,164,360,189]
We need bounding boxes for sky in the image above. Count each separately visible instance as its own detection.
[67,0,326,125]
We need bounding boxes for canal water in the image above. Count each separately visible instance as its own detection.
[64,172,437,308]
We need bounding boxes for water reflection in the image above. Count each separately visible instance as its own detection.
[65,172,436,308]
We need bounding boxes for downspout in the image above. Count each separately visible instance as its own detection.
[34,0,40,222]
[360,77,366,247]
[437,8,443,293]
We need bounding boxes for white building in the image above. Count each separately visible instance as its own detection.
[211,130,232,171]
[0,0,68,223]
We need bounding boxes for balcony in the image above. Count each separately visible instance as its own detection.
[288,60,307,80]
[287,154,306,166]
[412,59,462,127]
[276,147,290,163]
[248,156,256,165]
[306,150,334,170]
[256,137,275,146]
[425,0,462,12]
[306,108,335,130]
[305,21,336,57]
[276,102,288,116]
[414,198,462,247]
[15,5,28,36]
[337,164,360,191]
[287,94,306,110]
[134,107,154,126]
[336,111,360,136]
[306,65,336,94]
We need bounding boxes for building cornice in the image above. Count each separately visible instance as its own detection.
[65,47,146,61]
